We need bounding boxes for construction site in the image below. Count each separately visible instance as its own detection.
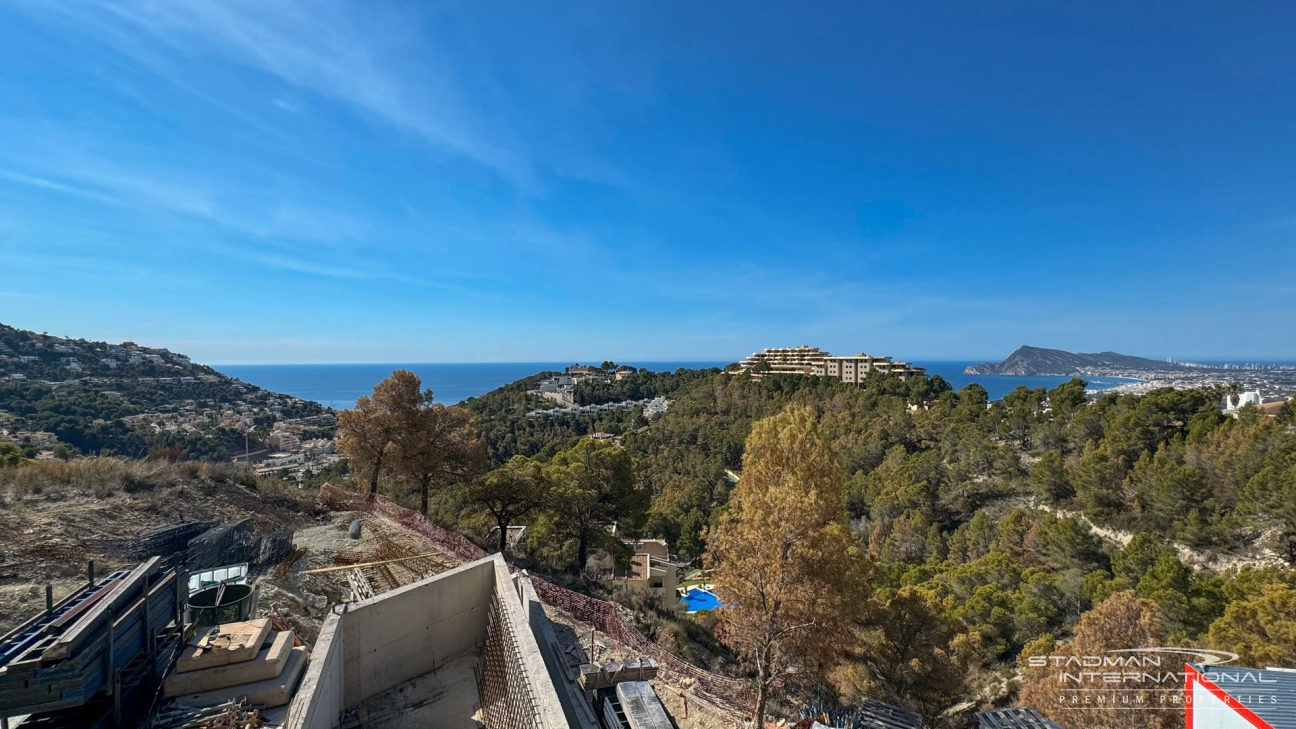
[1,475,1081,729]
[0,473,761,729]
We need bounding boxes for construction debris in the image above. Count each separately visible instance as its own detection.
[148,699,262,729]
[344,570,375,603]
[270,548,306,580]
[798,699,923,729]
[177,619,273,673]
[299,551,446,576]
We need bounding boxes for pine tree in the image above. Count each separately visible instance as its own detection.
[708,405,867,726]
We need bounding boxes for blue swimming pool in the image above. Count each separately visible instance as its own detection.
[680,587,721,612]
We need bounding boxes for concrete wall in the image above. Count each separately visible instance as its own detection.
[287,554,573,729]
[520,577,600,729]
[342,557,495,706]
[493,562,570,729]
[284,608,345,729]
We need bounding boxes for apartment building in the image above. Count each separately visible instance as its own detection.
[737,345,832,376]
[738,345,926,382]
[824,353,925,382]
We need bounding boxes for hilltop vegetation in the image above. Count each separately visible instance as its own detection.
[0,323,325,459]
[620,371,1295,561]
[444,366,1296,724]
[460,364,719,466]
[12,346,1291,725]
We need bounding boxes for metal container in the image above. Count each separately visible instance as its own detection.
[187,582,256,627]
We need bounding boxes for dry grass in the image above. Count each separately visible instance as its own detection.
[253,476,324,514]
[0,457,250,500]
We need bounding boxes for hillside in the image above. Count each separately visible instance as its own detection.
[6,358,1296,725]
[461,364,719,466]
[0,323,326,459]
[965,345,1193,375]
[446,364,1296,723]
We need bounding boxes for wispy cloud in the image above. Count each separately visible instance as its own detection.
[14,0,535,188]
[0,169,118,204]
[0,290,54,300]
[0,130,217,217]
[0,124,372,245]
[250,253,399,281]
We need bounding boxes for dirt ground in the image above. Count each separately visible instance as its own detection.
[256,511,458,643]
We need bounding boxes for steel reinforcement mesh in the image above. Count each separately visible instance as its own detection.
[257,530,294,569]
[187,519,262,572]
[316,483,754,721]
[478,590,544,729]
[85,521,215,561]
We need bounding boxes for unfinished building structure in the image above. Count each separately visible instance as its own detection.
[286,554,573,729]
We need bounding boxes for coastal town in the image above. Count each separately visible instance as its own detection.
[968,345,1296,402]
[1083,364,1296,403]
[0,325,329,465]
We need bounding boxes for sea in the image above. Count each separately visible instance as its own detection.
[214,361,1137,409]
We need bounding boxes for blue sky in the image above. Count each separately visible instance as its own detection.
[1,1,1293,364]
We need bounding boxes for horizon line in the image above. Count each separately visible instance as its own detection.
[206,357,1296,367]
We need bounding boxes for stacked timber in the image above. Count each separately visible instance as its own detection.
[163,618,308,711]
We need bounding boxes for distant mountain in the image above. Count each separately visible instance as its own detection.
[965,346,1194,376]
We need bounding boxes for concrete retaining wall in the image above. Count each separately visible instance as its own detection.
[342,557,494,706]
[286,554,571,729]
[493,563,570,729]
[520,577,600,729]
[284,608,344,729]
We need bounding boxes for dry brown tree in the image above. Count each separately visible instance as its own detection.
[1018,590,1181,729]
[337,370,484,511]
[708,404,867,726]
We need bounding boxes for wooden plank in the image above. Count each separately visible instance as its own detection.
[164,631,293,696]
[176,619,271,674]
[173,646,307,709]
[299,552,443,576]
[41,558,159,662]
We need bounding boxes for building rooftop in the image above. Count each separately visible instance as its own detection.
[977,707,1065,728]
[1188,663,1296,729]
